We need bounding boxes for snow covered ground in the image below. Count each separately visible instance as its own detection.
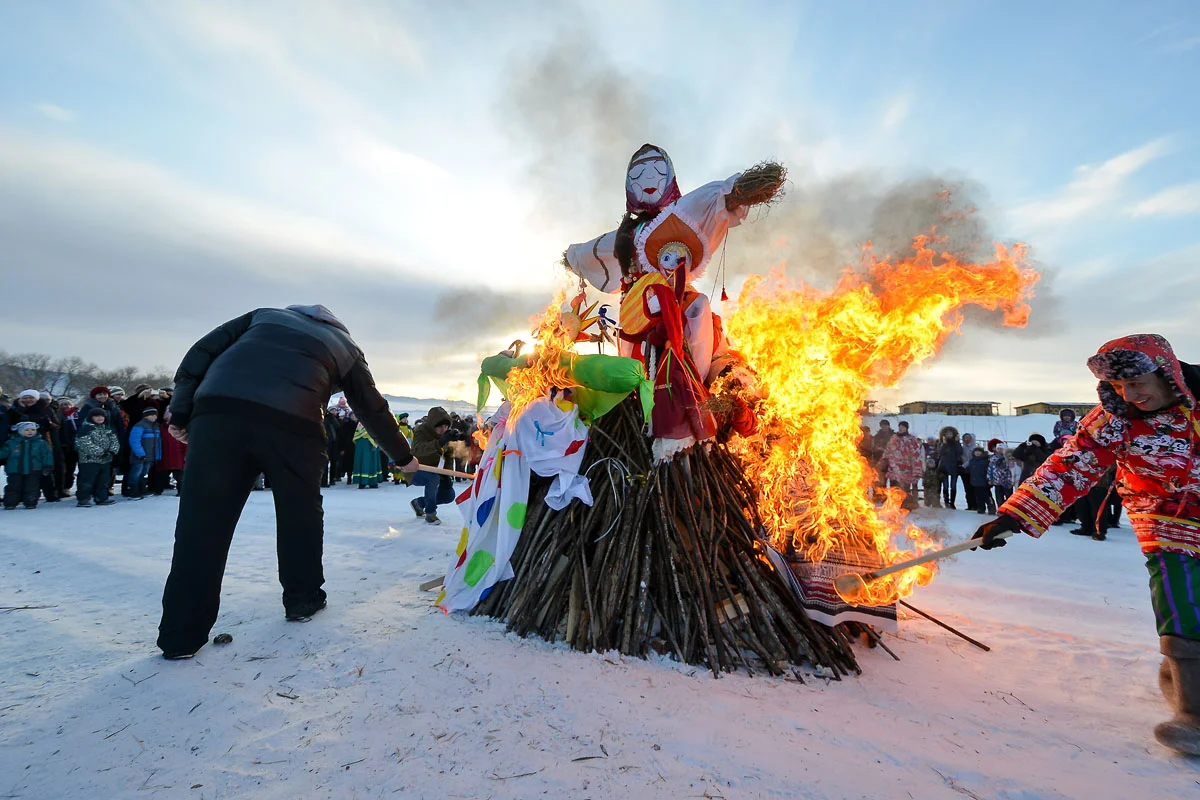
[2,483,1198,799]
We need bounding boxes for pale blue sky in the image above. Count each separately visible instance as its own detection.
[2,1,1198,406]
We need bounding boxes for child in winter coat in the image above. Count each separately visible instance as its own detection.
[986,439,1014,508]
[2,421,54,509]
[966,446,996,514]
[74,407,121,506]
[922,454,941,508]
[127,408,162,500]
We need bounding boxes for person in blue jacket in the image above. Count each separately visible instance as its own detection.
[127,408,162,500]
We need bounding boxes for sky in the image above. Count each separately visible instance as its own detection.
[2,0,1199,408]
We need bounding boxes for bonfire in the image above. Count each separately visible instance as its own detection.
[442,144,1038,678]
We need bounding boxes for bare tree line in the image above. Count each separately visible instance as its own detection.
[0,350,173,399]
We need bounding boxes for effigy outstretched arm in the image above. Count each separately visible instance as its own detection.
[724,161,787,212]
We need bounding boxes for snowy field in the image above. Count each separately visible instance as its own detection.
[2,482,1199,799]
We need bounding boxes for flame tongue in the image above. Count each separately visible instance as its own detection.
[726,236,1038,606]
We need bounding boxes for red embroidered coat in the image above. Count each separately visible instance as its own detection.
[1000,335,1200,557]
[882,431,924,484]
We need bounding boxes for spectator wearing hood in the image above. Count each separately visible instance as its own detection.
[966,446,996,514]
[1053,408,1080,440]
[1013,433,1052,483]
[973,334,1200,755]
[936,426,963,509]
[987,438,1014,507]
[157,305,417,660]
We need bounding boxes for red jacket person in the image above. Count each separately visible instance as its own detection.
[973,333,1200,755]
[157,305,418,660]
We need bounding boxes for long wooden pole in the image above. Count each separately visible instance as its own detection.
[833,531,1016,596]
[417,464,474,480]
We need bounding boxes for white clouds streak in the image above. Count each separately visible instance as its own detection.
[1009,138,1170,227]
[35,103,75,122]
[1127,181,1200,218]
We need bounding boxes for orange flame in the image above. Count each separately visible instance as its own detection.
[726,235,1038,606]
[505,289,579,419]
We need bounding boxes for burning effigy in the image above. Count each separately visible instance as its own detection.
[436,143,1039,678]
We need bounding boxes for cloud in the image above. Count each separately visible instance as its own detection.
[0,133,470,374]
[881,95,910,134]
[36,103,75,122]
[1008,138,1170,227]
[1126,181,1200,218]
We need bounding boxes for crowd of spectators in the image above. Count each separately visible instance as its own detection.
[860,408,1122,540]
[1,384,183,509]
[3,382,480,515]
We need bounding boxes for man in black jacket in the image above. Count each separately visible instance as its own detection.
[157,305,418,660]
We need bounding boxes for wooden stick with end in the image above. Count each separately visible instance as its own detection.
[832,531,1016,598]
[418,465,475,480]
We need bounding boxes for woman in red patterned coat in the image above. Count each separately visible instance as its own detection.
[882,420,925,509]
[973,333,1200,755]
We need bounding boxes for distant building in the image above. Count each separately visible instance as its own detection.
[897,401,999,416]
[1014,402,1097,417]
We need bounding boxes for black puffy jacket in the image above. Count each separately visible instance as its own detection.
[169,306,412,464]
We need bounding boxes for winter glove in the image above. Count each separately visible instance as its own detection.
[971,513,1022,550]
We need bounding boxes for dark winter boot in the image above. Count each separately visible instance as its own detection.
[410,497,424,518]
[1154,635,1200,755]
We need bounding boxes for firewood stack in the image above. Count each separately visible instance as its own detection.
[472,396,860,679]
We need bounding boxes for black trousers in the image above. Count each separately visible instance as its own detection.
[76,462,111,503]
[157,414,328,654]
[4,473,41,508]
[971,485,996,514]
[63,451,78,491]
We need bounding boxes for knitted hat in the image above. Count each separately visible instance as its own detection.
[398,413,409,420]
[133,384,151,394]
[89,386,109,398]
[108,386,125,396]
[142,407,159,417]
[17,389,39,401]
[987,438,1003,452]
[1028,433,1047,446]
[12,421,37,433]
[87,407,108,421]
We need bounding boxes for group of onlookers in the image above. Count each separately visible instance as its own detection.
[861,408,1122,540]
[320,401,481,524]
[1,384,186,510]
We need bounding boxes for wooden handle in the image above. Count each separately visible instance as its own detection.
[418,464,475,481]
[861,531,1016,582]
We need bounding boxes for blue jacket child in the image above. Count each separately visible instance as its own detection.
[126,408,162,499]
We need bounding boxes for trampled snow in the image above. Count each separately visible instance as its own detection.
[2,481,1198,798]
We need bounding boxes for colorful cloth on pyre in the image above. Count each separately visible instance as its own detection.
[438,397,592,613]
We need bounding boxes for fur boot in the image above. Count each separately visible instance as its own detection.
[1154,635,1200,755]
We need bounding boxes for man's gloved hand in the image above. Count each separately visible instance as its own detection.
[972,513,1022,550]
[400,457,420,475]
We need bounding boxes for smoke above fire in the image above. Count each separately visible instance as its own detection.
[497,29,657,229]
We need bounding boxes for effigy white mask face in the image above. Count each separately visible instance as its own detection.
[626,150,673,206]
[656,242,690,275]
